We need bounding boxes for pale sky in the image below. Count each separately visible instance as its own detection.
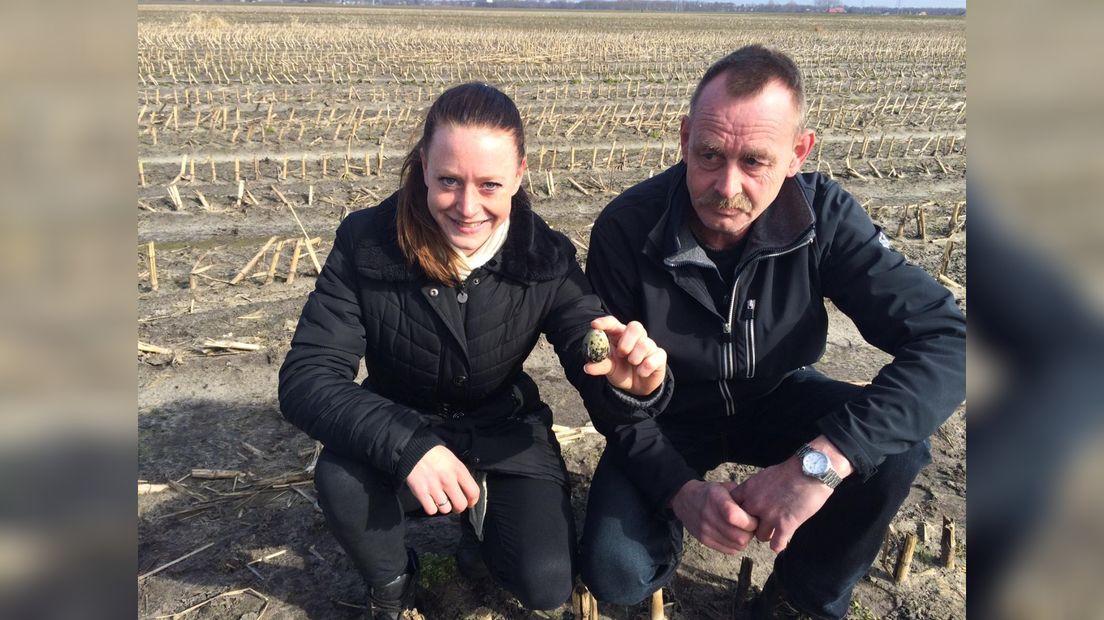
[742,0,966,6]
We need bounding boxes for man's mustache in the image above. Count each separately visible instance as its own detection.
[698,191,753,214]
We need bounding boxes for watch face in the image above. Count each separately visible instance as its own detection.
[802,451,829,476]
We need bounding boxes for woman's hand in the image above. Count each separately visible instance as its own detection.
[405,445,480,515]
[584,315,667,397]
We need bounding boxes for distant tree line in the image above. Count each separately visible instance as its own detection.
[180,0,965,16]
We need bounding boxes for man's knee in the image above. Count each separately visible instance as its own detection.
[580,501,665,605]
[580,544,662,605]
[581,450,682,605]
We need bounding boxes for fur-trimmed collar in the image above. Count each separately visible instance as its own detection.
[350,192,574,284]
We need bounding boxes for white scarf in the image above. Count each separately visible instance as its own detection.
[449,219,510,282]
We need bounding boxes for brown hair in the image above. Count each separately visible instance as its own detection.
[396,82,529,285]
[689,45,808,132]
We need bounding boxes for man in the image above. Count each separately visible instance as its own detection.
[579,45,966,619]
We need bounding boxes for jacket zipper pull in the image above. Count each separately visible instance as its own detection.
[722,321,734,341]
[743,299,757,319]
[457,282,469,304]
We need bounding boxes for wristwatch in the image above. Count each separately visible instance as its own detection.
[796,444,842,489]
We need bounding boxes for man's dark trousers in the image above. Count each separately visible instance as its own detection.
[579,367,931,619]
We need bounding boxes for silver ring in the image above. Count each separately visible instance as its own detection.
[436,499,450,507]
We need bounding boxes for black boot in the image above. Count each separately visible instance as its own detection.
[367,549,419,620]
[455,517,490,583]
[751,574,811,620]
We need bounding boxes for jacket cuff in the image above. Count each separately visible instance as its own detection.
[603,368,674,422]
[393,429,445,484]
[816,417,878,481]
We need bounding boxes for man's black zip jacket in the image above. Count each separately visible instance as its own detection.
[585,162,966,510]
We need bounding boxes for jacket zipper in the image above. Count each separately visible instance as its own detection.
[744,299,757,378]
[719,235,814,415]
[719,277,739,416]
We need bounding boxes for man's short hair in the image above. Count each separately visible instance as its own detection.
[689,45,808,131]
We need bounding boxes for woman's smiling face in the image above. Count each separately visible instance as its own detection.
[422,124,526,256]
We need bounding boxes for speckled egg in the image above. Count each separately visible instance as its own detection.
[584,328,610,363]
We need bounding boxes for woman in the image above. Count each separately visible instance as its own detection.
[279,83,670,618]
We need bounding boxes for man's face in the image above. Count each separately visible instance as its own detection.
[680,78,815,250]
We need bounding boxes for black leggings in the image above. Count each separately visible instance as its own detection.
[314,448,576,610]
